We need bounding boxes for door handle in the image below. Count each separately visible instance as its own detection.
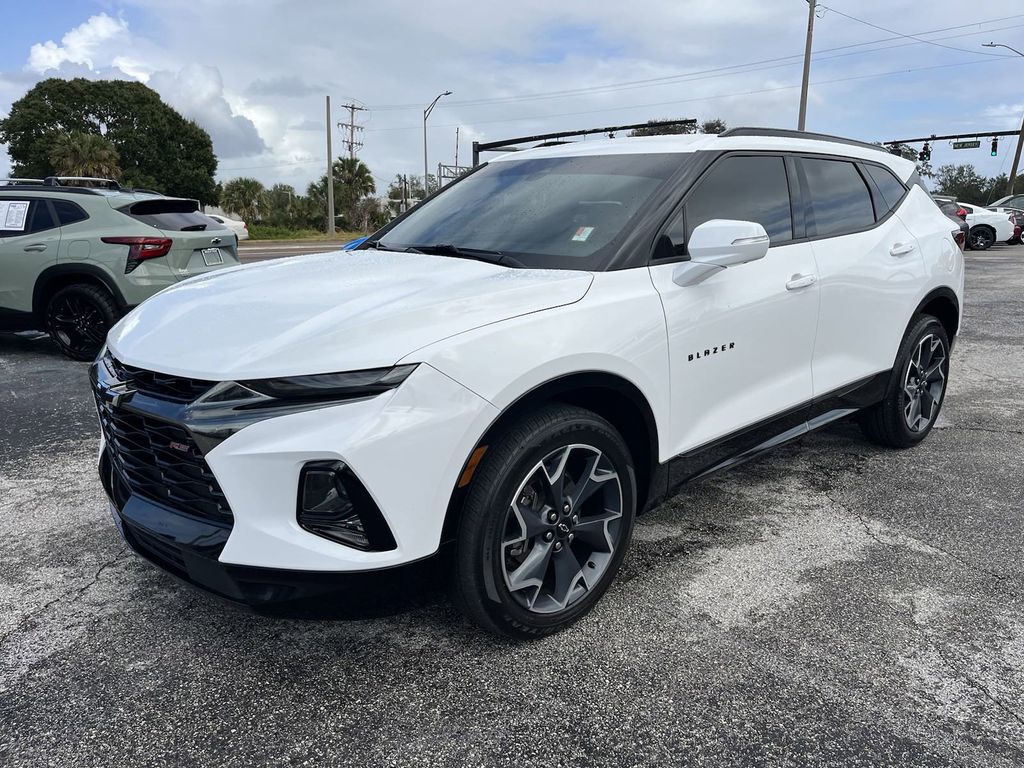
[23,243,47,252]
[889,242,916,257]
[785,273,817,291]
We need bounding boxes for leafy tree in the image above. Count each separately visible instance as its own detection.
[49,132,122,180]
[308,157,377,228]
[881,142,934,179]
[220,177,267,223]
[264,183,298,227]
[700,118,728,135]
[0,77,217,202]
[630,119,697,137]
[933,164,990,202]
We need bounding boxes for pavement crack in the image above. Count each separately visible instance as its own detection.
[0,547,130,647]
[937,425,1024,437]
[960,673,1024,730]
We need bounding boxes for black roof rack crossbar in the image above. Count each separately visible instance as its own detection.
[43,176,122,190]
[719,127,888,154]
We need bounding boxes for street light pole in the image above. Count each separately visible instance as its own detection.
[423,90,452,196]
[797,0,817,131]
[983,42,1024,195]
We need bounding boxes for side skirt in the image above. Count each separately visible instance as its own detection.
[651,370,890,505]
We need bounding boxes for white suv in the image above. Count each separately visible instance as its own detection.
[92,128,964,637]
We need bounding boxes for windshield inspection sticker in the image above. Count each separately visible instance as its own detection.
[572,226,595,242]
[0,201,29,231]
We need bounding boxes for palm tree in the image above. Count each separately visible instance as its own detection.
[220,177,267,223]
[49,132,122,180]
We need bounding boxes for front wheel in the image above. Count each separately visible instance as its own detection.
[453,405,637,638]
[858,315,950,448]
[969,226,995,251]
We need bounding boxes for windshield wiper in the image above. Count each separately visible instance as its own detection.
[181,224,208,231]
[404,243,522,267]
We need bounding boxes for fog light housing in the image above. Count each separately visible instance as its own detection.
[297,461,396,551]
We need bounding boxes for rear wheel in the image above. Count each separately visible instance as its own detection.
[969,226,995,251]
[45,284,120,361]
[453,404,637,638]
[858,315,950,448]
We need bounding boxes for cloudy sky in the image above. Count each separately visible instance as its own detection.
[2,0,1024,195]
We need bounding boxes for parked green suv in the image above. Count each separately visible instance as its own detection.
[0,178,240,360]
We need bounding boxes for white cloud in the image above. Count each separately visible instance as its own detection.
[27,14,129,74]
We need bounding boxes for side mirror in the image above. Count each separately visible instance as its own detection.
[672,219,770,287]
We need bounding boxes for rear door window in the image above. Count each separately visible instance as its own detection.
[801,158,875,237]
[684,155,793,243]
[0,199,57,238]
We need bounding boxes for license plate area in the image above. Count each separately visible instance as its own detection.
[201,247,224,266]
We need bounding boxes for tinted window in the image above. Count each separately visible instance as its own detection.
[802,158,874,237]
[864,164,907,213]
[960,204,974,214]
[119,198,226,232]
[0,199,56,238]
[684,155,792,242]
[377,153,687,270]
[52,199,89,226]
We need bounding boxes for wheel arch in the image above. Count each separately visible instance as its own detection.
[32,264,128,320]
[441,370,661,544]
[912,286,960,343]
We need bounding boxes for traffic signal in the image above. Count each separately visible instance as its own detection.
[919,142,931,162]
[991,138,999,156]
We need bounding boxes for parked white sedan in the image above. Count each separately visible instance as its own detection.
[207,214,249,241]
[958,202,1014,250]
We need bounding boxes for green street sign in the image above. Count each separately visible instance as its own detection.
[952,140,981,150]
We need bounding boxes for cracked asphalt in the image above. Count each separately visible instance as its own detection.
[1,246,1023,767]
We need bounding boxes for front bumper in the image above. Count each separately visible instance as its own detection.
[109,484,443,613]
[96,359,498,595]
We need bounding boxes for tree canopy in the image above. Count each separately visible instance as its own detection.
[49,132,122,180]
[629,117,727,137]
[0,78,218,202]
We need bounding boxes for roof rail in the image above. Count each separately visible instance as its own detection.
[718,127,888,154]
[43,176,122,190]
[0,178,45,186]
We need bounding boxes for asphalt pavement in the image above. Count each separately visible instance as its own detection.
[1,246,1022,767]
[238,239,348,262]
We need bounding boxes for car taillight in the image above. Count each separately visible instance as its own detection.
[956,208,967,219]
[952,229,966,252]
[101,236,173,274]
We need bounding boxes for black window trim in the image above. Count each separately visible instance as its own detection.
[859,160,910,224]
[51,198,90,227]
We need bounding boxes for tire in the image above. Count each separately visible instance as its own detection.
[453,404,637,639]
[44,283,120,361]
[858,315,950,449]
[969,226,995,251]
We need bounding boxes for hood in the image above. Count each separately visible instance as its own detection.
[107,249,593,380]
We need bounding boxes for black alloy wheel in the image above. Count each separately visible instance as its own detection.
[969,227,995,251]
[45,284,120,361]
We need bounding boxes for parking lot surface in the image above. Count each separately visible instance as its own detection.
[1,247,1022,767]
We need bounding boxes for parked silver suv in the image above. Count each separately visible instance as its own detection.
[0,177,239,359]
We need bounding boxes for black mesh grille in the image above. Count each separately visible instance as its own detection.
[107,355,215,403]
[96,397,233,524]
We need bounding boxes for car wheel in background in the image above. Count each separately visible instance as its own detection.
[858,315,950,449]
[969,226,995,251]
[45,284,120,361]
[453,404,637,638]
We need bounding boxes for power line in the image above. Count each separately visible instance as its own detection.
[365,56,1008,134]
[366,13,1023,111]
[820,4,1013,58]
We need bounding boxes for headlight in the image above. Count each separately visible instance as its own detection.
[239,364,418,401]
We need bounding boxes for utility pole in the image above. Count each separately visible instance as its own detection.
[423,90,452,196]
[454,126,460,168]
[339,102,367,161]
[983,42,1024,195]
[798,0,817,131]
[325,95,335,235]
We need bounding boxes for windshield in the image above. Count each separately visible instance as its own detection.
[375,153,688,270]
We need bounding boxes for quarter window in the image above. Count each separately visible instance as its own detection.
[802,158,874,237]
[53,199,89,226]
[864,164,907,214]
[684,155,793,243]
